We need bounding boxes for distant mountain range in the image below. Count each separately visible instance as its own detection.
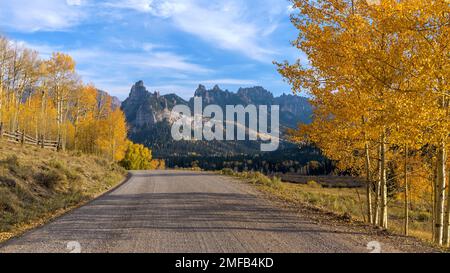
[120,81,312,157]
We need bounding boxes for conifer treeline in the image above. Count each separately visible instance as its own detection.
[278,0,449,245]
[0,36,128,161]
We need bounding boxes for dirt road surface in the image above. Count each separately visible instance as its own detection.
[0,171,436,253]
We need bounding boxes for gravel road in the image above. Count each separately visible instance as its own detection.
[0,170,434,253]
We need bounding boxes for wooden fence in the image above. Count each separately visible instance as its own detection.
[0,126,59,150]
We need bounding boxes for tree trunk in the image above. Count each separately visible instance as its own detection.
[404,145,409,236]
[431,167,437,242]
[56,94,61,149]
[432,169,436,243]
[364,141,373,224]
[380,131,388,229]
[434,142,446,245]
[373,143,382,225]
[56,93,64,152]
[40,91,46,145]
[444,168,450,246]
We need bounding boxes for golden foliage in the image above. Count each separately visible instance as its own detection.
[0,36,130,162]
[278,0,450,240]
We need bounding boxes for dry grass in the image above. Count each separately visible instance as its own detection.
[0,140,127,242]
[221,169,434,243]
[220,168,282,188]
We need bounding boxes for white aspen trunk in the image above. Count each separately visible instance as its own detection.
[443,168,450,246]
[380,131,388,229]
[432,169,436,243]
[404,145,409,236]
[73,96,81,151]
[61,101,69,151]
[373,143,382,225]
[364,141,373,224]
[9,47,18,132]
[442,153,450,246]
[40,91,46,144]
[434,142,446,245]
[9,92,15,131]
[56,91,62,151]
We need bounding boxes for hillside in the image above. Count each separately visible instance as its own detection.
[0,140,127,242]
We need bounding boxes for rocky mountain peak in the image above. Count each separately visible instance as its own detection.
[121,81,313,156]
[194,84,207,96]
[129,80,150,99]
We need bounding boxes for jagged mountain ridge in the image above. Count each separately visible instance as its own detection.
[122,81,188,131]
[121,81,312,157]
[122,81,311,129]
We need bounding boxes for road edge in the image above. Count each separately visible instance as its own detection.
[0,172,133,248]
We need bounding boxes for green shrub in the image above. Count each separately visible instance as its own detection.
[221,168,234,176]
[95,158,109,167]
[220,169,281,188]
[0,176,16,187]
[69,150,83,157]
[0,187,20,213]
[48,159,65,170]
[48,160,81,183]
[13,183,36,203]
[307,180,322,188]
[34,169,65,190]
[3,155,19,166]
[119,142,152,170]
[412,211,431,222]
[2,155,32,179]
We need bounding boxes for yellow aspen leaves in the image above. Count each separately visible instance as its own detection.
[0,36,132,163]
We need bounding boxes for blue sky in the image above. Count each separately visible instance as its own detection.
[0,0,304,100]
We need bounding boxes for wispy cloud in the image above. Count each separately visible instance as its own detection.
[0,0,85,32]
[20,40,211,74]
[70,48,212,74]
[2,0,297,99]
[105,0,284,62]
[192,79,258,86]
[103,0,184,17]
[18,40,213,98]
[1,0,289,61]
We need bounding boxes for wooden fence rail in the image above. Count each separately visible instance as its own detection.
[0,126,59,150]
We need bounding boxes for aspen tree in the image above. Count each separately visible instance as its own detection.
[45,53,77,150]
[397,0,450,245]
[278,0,391,226]
[278,0,449,233]
[0,36,130,162]
[97,108,128,161]
[71,84,97,150]
[0,37,10,133]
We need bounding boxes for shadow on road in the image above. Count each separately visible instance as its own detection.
[16,191,366,244]
[130,172,219,178]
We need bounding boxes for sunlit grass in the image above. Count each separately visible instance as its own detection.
[0,140,127,242]
[221,169,434,242]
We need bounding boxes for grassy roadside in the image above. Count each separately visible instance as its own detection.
[219,168,436,245]
[0,140,127,243]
